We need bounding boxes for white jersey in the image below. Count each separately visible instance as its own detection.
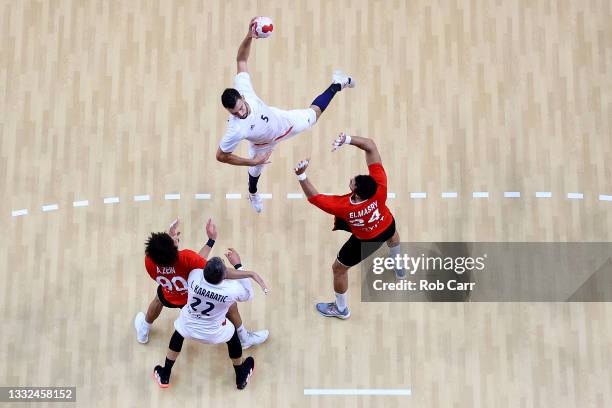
[174,268,254,343]
[219,72,294,153]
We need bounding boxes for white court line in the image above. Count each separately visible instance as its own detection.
[195,193,211,200]
[42,204,59,212]
[504,191,521,198]
[567,192,584,200]
[165,193,180,200]
[599,195,612,201]
[441,192,458,198]
[12,209,28,217]
[473,192,489,198]
[387,192,396,199]
[134,195,150,202]
[73,200,89,207]
[226,193,242,199]
[287,193,304,199]
[536,192,552,198]
[260,193,273,199]
[410,192,427,199]
[103,197,120,204]
[304,389,411,396]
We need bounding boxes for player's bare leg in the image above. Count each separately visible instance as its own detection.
[226,302,269,349]
[386,230,405,279]
[134,296,163,344]
[315,259,351,319]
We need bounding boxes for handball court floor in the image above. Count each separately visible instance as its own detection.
[1,1,611,407]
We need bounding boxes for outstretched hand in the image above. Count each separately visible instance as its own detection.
[294,159,310,175]
[168,217,180,246]
[205,218,217,240]
[332,132,348,152]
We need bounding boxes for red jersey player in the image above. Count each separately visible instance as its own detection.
[134,218,269,349]
[294,134,403,319]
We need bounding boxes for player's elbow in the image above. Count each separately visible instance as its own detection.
[216,149,228,163]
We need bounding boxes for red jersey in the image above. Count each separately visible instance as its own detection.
[308,162,394,240]
[145,249,207,306]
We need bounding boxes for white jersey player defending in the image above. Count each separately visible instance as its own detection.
[153,249,269,390]
[216,18,355,213]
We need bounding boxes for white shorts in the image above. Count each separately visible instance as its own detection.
[174,316,235,345]
[248,108,316,177]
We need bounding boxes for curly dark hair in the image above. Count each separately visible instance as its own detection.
[354,175,378,199]
[145,232,178,267]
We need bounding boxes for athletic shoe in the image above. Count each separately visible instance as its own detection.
[134,312,149,344]
[152,365,170,388]
[240,329,270,350]
[394,267,407,280]
[249,193,263,213]
[236,357,255,390]
[315,302,351,319]
[332,70,356,90]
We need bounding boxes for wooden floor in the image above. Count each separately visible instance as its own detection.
[2,1,611,407]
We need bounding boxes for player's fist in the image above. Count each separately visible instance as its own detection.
[332,132,348,152]
[252,150,272,165]
[225,248,241,266]
[294,159,310,175]
[167,217,181,246]
[205,218,217,240]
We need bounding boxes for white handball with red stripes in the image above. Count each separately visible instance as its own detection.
[252,16,274,39]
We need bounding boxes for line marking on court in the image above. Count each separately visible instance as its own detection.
[11,209,28,217]
[473,192,489,198]
[225,193,242,200]
[387,192,396,199]
[42,204,59,212]
[410,192,427,199]
[287,193,304,199]
[442,192,458,198]
[567,192,584,200]
[164,193,180,200]
[304,388,411,396]
[195,193,211,200]
[260,193,273,199]
[600,195,612,201]
[504,191,521,198]
[536,192,552,198]
[134,195,150,202]
[103,197,120,204]
[73,200,89,207]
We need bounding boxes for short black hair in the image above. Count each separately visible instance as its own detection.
[145,232,178,267]
[354,175,378,199]
[204,257,226,284]
[221,88,242,109]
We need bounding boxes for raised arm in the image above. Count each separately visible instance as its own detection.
[294,159,319,198]
[236,19,257,74]
[332,133,382,165]
[197,218,218,259]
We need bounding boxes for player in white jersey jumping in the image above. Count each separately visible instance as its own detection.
[216,18,355,213]
[152,249,267,390]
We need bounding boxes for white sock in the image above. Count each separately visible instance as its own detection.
[335,292,348,312]
[143,315,152,329]
[236,324,248,339]
[389,243,400,258]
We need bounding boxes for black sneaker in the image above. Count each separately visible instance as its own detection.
[236,357,255,390]
[153,365,170,388]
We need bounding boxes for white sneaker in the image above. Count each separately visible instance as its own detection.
[332,70,356,89]
[240,329,269,350]
[134,312,150,344]
[249,193,263,213]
